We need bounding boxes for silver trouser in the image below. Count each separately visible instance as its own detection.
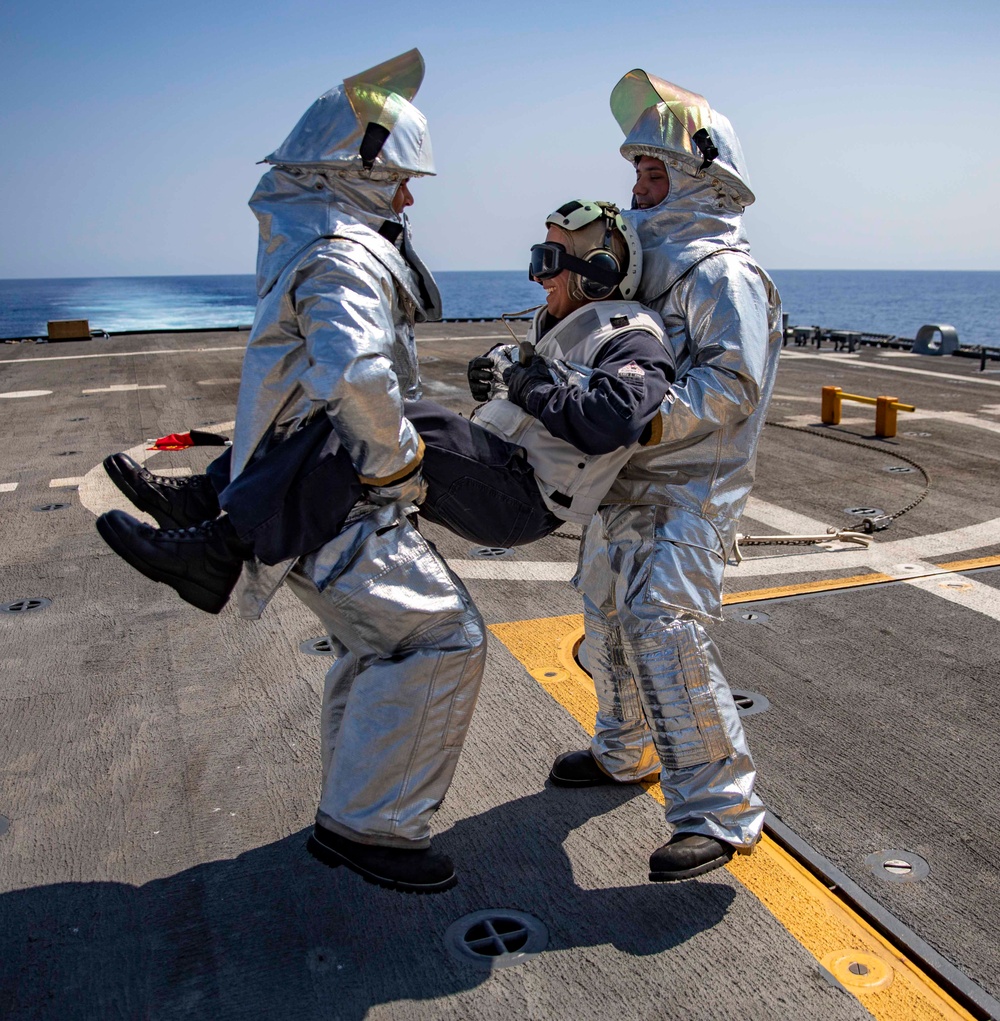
[576,505,764,849]
[285,505,486,848]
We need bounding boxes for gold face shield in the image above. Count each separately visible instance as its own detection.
[344,48,425,134]
[610,68,754,206]
[611,70,719,171]
[345,49,427,171]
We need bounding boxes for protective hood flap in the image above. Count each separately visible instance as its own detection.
[265,49,434,178]
[612,68,754,207]
[249,167,400,297]
[623,167,750,302]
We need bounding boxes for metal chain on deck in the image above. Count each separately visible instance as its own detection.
[546,420,932,550]
[763,420,932,529]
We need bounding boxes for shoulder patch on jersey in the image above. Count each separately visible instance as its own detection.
[617,361,646,380]
[610,315,630,329]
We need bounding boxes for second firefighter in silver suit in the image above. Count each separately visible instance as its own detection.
[552,69,782,881]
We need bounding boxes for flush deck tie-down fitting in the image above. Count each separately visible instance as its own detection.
[821,386,915,438]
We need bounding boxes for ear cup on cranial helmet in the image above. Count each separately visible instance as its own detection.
[577,249,622,299]
[544,200,641,303]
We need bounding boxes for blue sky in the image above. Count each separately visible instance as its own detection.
[2,0,998,277]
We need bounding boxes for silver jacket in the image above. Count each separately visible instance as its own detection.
[611,174,782,617]
[233,167,435,482]
[232,166,443,616]
[472,301,666,524]
[226,53,487,848]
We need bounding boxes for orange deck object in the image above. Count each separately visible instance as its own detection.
[821,386,915,438]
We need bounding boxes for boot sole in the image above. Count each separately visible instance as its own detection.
[306,834,457,895]
[95,514,229,615]
[648,850,735,882]
[548,768,659,788]
[103,455,185,530]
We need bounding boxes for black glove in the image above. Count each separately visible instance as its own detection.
[506,356,555,414]
[467,343,518,402]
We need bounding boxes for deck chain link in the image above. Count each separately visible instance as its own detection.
[548,421,932,547]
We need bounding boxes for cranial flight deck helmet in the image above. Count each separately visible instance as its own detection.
[530,200,643,303]
[610,69,754,207]
[264,48,435,181]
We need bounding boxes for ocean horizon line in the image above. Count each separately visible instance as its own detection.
[3,267,1000,283]
[3,270,997,347]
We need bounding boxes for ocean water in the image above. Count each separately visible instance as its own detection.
[1,270,997,348]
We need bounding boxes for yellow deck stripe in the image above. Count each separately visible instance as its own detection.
[490,613,977,1021]
[939,554,1000,572]
[725,553,1000,606]
[724,572,895,603]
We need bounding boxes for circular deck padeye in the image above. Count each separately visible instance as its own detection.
[444,909,548,970]
[726,608,770,624]
[865,849,930,884]
[299,636,337,656]
[1,597,51,614]
[821,950,893,991]
[468,546,514,560]
[729,689,771,717]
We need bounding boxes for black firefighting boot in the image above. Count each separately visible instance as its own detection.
[648,833,736,882]
[549,749,659,787]
[95,509,251,614]
[306,822,457,894]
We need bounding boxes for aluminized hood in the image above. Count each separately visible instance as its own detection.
[612,69,753,206]
[612,69,754,303]
[264,49,435,180]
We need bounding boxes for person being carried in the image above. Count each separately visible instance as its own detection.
[546,69,783,883]
[98,200,676,600]
[416,198,675,546]
[97,50,486,896]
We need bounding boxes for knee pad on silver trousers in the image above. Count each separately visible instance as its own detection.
[624,618,737,771]
[585,606,660,779]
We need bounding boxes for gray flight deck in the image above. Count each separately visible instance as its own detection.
[1,325,998,1020]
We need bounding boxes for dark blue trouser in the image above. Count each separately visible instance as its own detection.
[207,399,559,564]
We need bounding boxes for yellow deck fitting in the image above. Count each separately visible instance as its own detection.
[821,385,916,438]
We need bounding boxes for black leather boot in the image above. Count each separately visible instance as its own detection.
[307,822,457,894]
[95,509,251,614]
[549,749,658,787]
[648,833,735,882]
[104,453,221,530]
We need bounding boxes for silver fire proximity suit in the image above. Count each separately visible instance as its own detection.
[231,51,485,849]
[576,71,782,849]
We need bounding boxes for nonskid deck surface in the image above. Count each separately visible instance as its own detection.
[1,326,998,1020]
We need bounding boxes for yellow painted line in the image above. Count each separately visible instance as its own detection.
[490,613,977,1021]
[724,553,1000,606]
[724,572,895,604]
[938,554,1000,572]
